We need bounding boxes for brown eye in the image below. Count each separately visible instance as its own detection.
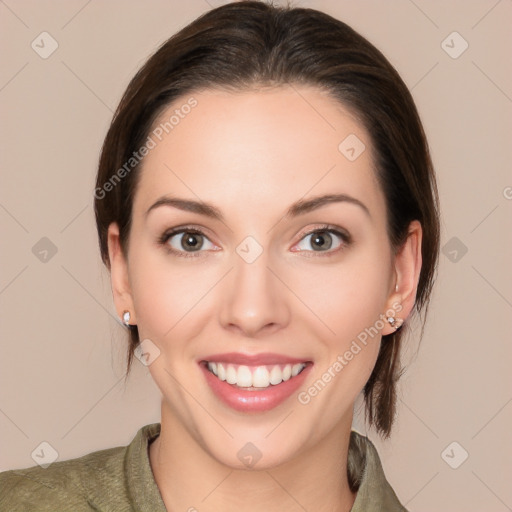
[161,228,216,256]
[310,231,333,250]
[179,232,204,251]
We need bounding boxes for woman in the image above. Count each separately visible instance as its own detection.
[0,1,439,510]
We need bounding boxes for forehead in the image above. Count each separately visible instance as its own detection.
[133,85,385,223]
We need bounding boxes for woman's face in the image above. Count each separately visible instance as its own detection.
[109,85,415,469]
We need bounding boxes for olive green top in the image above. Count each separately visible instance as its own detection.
[0,423,408,511]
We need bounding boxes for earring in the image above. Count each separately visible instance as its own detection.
[387,316,403,330]
[122,311,131,326]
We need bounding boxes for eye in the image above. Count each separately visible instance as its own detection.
[293,225,351,255]
[159,224,351,258]
[159,227,216,257]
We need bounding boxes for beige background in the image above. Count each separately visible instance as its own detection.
[1,0,511,510]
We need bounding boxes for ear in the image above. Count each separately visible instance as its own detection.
[382,220,422,335]
[107,222,136,325]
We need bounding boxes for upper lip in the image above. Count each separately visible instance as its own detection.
[200,352,312,366]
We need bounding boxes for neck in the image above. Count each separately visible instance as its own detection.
[149,403,357,512]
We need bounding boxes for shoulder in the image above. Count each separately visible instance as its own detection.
[0,444,128,512]
[349,430,409,512]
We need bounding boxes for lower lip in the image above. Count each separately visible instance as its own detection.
[200,363,312,413]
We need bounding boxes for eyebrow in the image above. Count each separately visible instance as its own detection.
[145,193,370,221]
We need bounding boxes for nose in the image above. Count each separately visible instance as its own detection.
[218,247,290,338]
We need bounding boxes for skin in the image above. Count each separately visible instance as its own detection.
[108,85,422,512]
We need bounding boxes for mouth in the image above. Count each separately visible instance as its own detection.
[198,355,313,412]
[202,361,309,390]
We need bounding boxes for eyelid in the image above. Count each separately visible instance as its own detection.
[295,223,351,243]
[159,224,214,241]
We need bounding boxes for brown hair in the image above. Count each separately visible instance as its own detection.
[94,0,440,438]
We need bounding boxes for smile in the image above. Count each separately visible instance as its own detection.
[199,357,313,413]
[206,361,307,389]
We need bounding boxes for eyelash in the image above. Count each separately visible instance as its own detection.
[158,224,352,259]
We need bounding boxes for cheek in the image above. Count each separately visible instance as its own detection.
[128,248,228,363]
[129,230,392,355]
[290,250,392,345]
[291,261,388,419]
[128,247,199,340]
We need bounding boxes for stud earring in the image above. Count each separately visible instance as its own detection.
[387,315,403,330]
[122,311,131,326]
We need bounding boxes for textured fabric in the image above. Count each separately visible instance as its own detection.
[350,430,409,512]
[0,423,407,511]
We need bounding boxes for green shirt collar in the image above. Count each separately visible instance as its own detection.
[128,423,408,511]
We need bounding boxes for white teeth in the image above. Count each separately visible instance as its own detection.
[269,365,283,385]
[252,366,270,388]
[226,365,237,384]
[291,363,303,377]
[206,362,306,388]
[237,365,252,387]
